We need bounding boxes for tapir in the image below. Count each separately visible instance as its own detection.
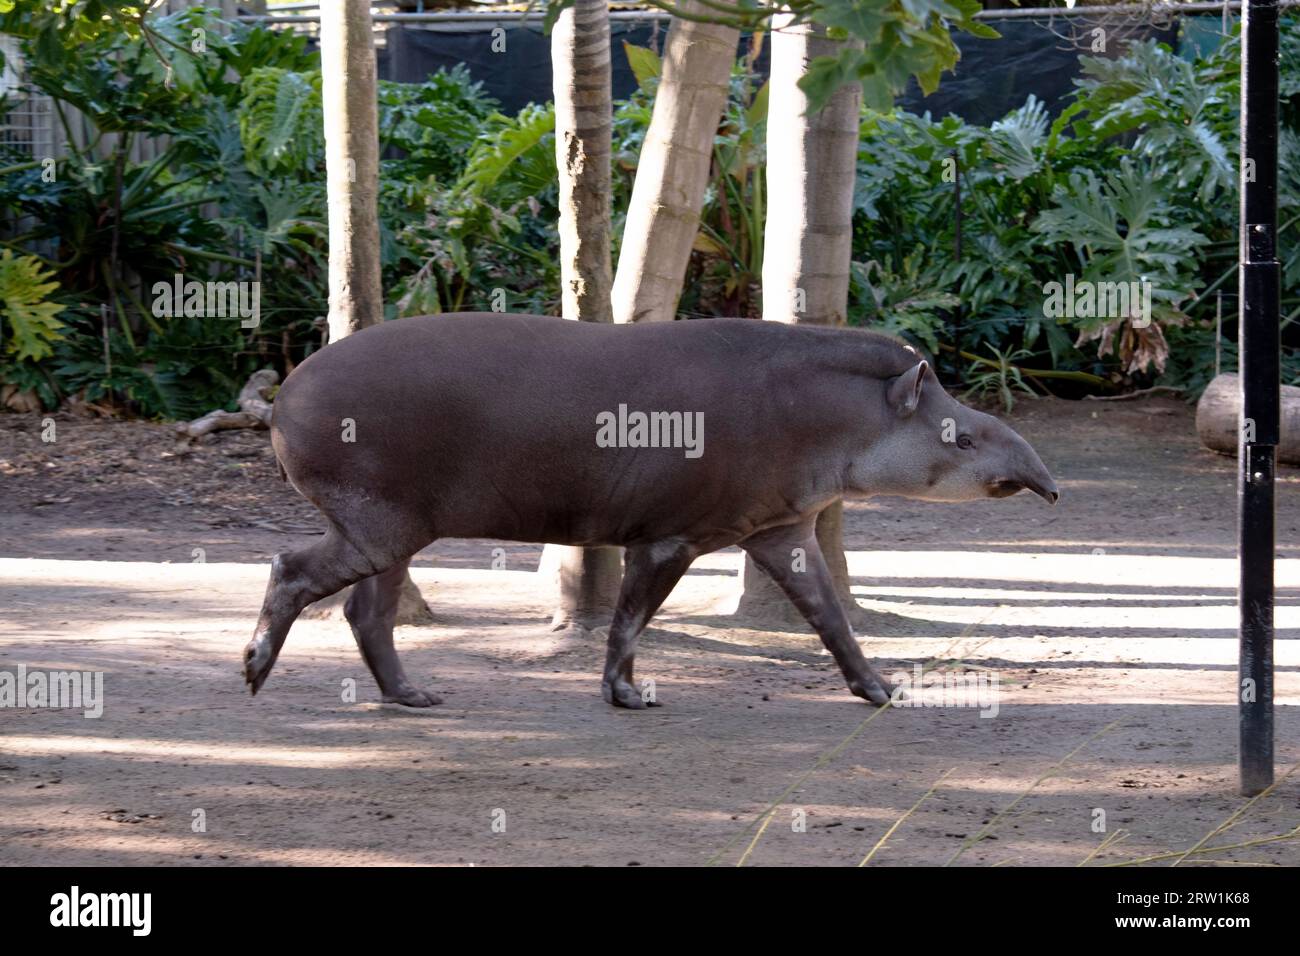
[243,313,1058,710]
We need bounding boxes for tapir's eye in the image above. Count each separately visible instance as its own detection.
[956,434,974,450]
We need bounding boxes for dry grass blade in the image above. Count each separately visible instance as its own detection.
[945,718,1125,867]
[707,625,997,867]
[1104,826,1300,867]
[1077,828,1130,866]
[859,768,955,867]
[735,811,775,867]
[1167,760,1300,867]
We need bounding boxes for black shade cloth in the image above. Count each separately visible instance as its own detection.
[374,14,1193,122]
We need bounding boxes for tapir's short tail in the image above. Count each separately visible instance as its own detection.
[276,456,287,483]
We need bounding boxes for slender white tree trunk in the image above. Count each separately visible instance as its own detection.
[305,0,432,625]
[735,14,866,625]
[612,3,738,324]
[543,0,623,636]
[321,0,383,341]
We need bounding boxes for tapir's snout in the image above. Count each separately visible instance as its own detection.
[987,429,1059,505]
[1021,446,1060,505]
[1024,475,1060,505]
[986,474,1058,504]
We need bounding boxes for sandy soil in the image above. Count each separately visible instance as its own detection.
[0,396,1297,866]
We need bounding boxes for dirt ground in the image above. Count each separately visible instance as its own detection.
[0,396,1297,866]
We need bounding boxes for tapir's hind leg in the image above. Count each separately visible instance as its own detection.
[345,558,442,708]
[741,518,897,706]
[243,526,382,695]
[602,540,696,709]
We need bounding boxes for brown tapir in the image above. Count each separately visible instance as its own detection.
[244,313,1058,710]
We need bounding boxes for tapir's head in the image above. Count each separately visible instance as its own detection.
[849,359,1059,505]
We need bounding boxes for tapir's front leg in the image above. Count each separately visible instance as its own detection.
[741,518,897,705]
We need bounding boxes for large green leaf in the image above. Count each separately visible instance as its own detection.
[0,250,65,362]
[455,104,557,205]
[986,95,1048,182]
[623,42,661,93]
[803,0,997,112]
[1032,160,1208,373]
[1073,39,1234,203]
[239,67,323,177]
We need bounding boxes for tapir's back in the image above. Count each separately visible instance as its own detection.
[270,313,909,546]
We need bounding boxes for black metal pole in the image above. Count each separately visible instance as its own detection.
[1238,0,1280,797]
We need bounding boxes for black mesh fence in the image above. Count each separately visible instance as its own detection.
[370,12,1215,121]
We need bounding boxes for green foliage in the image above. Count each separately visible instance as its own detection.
[239,68,323,177]
[1032,160,1207,373]
[851,254,959,354]
[22,6,222,135]
[805,0,998,112]
[0,250,65,361]
[985,95,1049,182]
[1071,39,1235,203]
[681,40,769,317]
[622,40,661,93]
[379,65,498,182]
[0,0,552,414]
[391,103,561,319]
[456,104,557,204]
[964,345,1037,412]
[848,16,1300,398]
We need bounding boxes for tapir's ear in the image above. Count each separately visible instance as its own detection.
[888,361,928,415]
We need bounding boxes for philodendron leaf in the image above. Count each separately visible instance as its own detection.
[987,95,1049,181]
[1031,159,1207,373]
[456,104,557,205]
[0,250,66,362]
[239,67,323,176]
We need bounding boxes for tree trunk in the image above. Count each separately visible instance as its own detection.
[1196,373,1300,465]
[734,15,867,626]
[304,0,432,626]
[542,0,622,637]
[612,3,738,325]
[320,0,383,342]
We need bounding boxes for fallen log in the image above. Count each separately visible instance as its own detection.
[1194,372,1300,465]
[175,368,278,441]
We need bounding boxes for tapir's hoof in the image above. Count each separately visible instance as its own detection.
[381,687,443,708]
[850,678,898,707]
[243,638,274,695]
[602,679,658,710]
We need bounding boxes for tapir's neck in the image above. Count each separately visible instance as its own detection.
[761,364,901,509]
[792,325,921,381]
